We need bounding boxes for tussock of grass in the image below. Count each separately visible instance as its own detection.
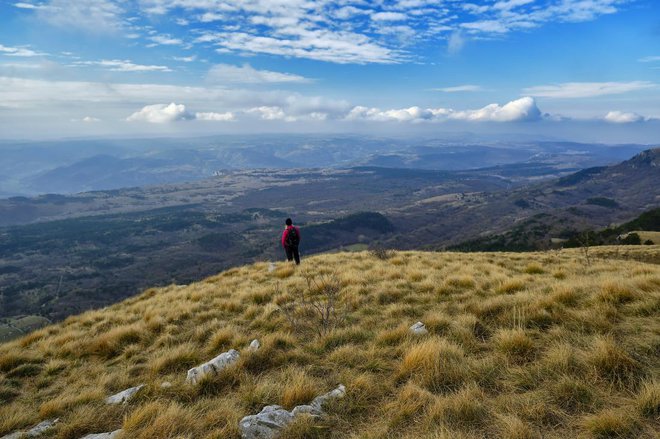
[582,409,641,439]
[634,380,660,418]
[493,329,535,361]
[0,248,658,438]
[398,337,469,393]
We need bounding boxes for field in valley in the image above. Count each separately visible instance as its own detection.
[0,247,658,438]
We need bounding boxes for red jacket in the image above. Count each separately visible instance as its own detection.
[281,225,301,248]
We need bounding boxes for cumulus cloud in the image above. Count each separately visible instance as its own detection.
[346,97,542,123]
[82,116,100,122]
[523,81,656,98]
[603,111,645,124]
[207,64,312,84]
[451,97,541,122]
[127,103,194,123]
[127,103,236,123]
[247,106,295,121]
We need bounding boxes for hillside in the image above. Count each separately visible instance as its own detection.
[1,249,658,438]
[450,207,660,254]
[1,149,658,327]
[398,148,660,252]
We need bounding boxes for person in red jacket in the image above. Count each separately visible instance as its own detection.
[281,218,301,265]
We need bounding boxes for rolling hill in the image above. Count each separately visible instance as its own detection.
[0,248,658,438]
[0,149,658,327]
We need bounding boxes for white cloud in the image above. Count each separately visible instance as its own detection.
[447,31,466,54]
[125,0,632,65]
[198,12,224,22]
[603,111,645,124]
[148,34,184,46]
[201,30,401,64]
[173,55,196,62]
[127,103,194,123]
[247,106,295,121]
[638,56,660,63]
[371,12,408,21]
[346,97,542,123]
[523,81,656,98]
[207,63,312,84]
[0,44,44,57]
[195,111,235,121]
[14,2,45,9]
[36,0,124,33]
[83,116,100,122]
[449,97,541,122]
[74,59,172,72]
[433,85,482,93]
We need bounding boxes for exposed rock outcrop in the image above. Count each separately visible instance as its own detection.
[409,321,428,335]
[1,419,59,439]
[248,339,261,351]
[239,385,345,439]
[79,430,122,439]
[105,385,144,404]
[186,349,240,385]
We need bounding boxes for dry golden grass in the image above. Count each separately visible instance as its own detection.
[0,247,659,438]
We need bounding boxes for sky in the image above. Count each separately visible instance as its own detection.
[0,0,659,142]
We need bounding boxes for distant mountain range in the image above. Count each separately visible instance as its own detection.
[0,148,657,325]
[0,135,653,197]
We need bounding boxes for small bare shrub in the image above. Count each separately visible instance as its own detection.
[280,273,346,337]
[369,247,396,260]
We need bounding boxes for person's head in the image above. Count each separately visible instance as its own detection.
[285,218,293,226]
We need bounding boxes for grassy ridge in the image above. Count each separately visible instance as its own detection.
[0,248,659,438]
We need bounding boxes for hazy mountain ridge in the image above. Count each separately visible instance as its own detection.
[0,135,651,197]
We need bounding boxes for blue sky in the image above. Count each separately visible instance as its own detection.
[0,0,658,141]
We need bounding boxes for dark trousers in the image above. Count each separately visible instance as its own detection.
[285,246,300,265]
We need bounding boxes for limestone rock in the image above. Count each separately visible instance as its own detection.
[160,382,172,388]
[239,405,295,439]
[248,339,261,351]
[309,384,346,412]
[186,349,240,385]
[239,385,346,439]
[79,430,122,439]
[410,321,428,335]
[105,385,144,404]
[1,419,59,439]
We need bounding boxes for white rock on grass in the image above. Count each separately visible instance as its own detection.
[239,405,294,439]
[186,349,240,385]
[268,263,276,273]
[409,321,428,335]
[248,339,261,351]
[105,385,144,404]
[1,419,59,439]
[239,385,345,439]
[160,382,172,389]
[79,430,122,439]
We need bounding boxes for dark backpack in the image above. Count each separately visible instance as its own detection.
[285,227,300,247]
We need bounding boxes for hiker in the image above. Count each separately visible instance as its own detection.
[281,218,301,265]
